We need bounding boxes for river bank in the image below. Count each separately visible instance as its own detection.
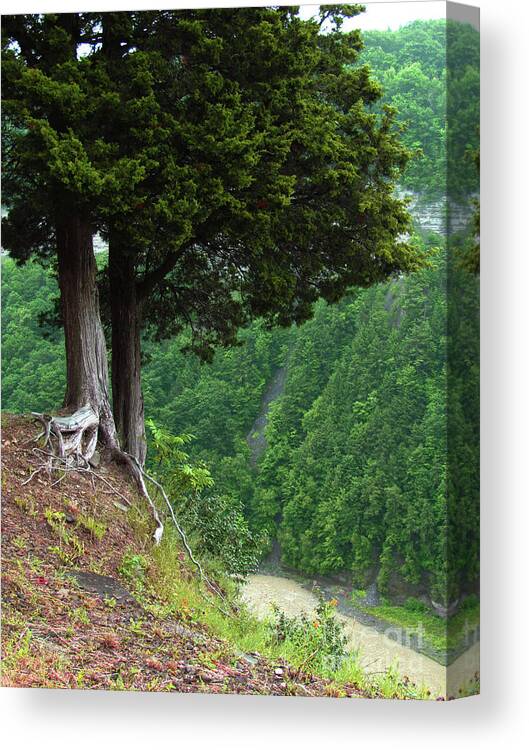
[241,571,479,698]
[258,540,479,666]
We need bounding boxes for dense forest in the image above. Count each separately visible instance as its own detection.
[362,20,479,200]
[2,20,479,610]
[2,228,479,606]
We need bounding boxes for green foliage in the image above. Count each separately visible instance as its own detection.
[256,232,478,604]
[147,420,263,576]
[354,595,480,654]
[77,514,107,541]
[2,7,418,369]
[118,551,149,583]
[130,506,429,698]
[1,258,65,413]
[142,318,290,515]
[1,228,479,604]
[266,592,348,674]
[404,597,430,614]
[1,17,479,615]
[44,507,85,564]
[361,20,479,200]
[146,420,213,495]
[71,607,90,626]
[178,493,264,577]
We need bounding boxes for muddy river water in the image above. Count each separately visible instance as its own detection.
[241,573,479,698]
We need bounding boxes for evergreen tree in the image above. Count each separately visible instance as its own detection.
[2,7,419,461]
[2,13,119,448]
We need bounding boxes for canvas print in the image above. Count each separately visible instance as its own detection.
[1,2,479,700]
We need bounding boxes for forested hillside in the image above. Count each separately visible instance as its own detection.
[253,240,478,606]
[361,20,479,199]
[1,229,479,607]
[2,20,479,611]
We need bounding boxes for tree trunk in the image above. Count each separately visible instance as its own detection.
[109,237,147,465]
[56,214,118,450]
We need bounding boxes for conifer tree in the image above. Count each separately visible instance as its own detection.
[2,7,418,462]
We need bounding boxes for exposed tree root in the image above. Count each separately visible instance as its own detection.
[32,406,99,465]
[112,450,234,616]
[21,446,132,507]
[132,461,232,607]
[110,449,165,545]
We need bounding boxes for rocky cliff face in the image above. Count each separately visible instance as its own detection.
[402,190,475,236]
[247,366,287,466]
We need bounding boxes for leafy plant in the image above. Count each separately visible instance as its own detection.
[148,421,264,576]
[12,535,28,550]
[78,514,106,541]
[118,551,149,588]
[14,496,37,517]
[44,508,69,543]
[70,607,90,626]
[45,507,85,562]
[404,597,430,614]
[179,493,265,577]
[146,421,213,495]
[266,591,348,674]
[128,618,145,636]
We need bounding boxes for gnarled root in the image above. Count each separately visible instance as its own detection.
[111,448,234,616]
[31,405,99,466]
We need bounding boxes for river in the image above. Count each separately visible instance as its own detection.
[241,573,479,699]
[240,193,478,699]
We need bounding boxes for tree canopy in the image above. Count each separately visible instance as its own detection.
[2,6,420,331]
[2,7,421,461]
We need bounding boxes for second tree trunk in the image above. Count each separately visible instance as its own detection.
[109,240,147,465]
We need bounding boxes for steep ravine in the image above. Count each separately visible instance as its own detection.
[246,366,287,466]
[241,305,479,695]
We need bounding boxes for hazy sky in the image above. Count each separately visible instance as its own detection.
[3,2,449,30]
[299,1,446,31]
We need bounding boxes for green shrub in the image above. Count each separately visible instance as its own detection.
[266,590,347,674]
[404,597,430,614]
[78,514,107,541]
[147,420,264,576]
[118,551,149,584]
[181,492,265,576]
[461,593,479,610]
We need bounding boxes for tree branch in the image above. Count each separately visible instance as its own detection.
[137,245,188,301]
